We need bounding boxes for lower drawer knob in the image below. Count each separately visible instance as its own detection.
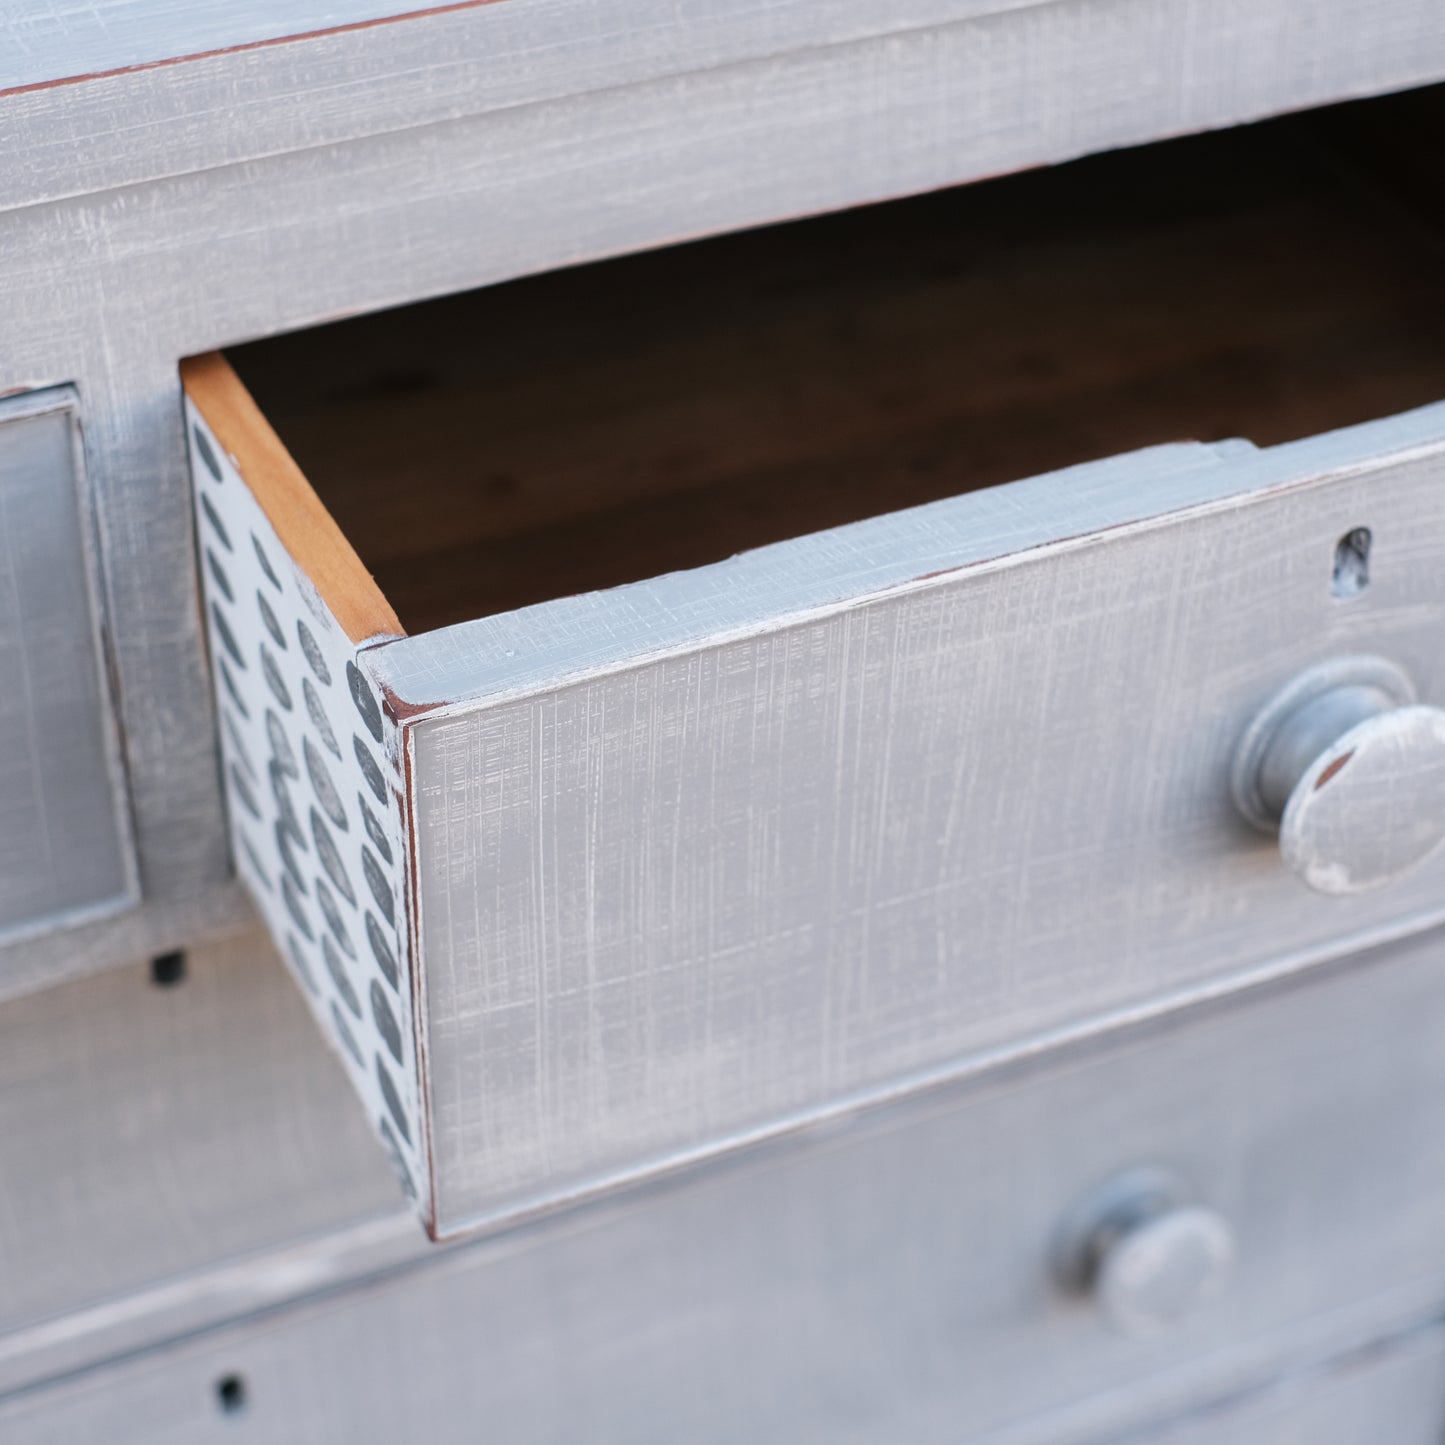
[1092,1204,1234,1337]
[1057,1168,1234,1336]
[1232,657,1445,895]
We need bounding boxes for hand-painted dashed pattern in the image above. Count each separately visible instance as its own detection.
[186,400,427,1218]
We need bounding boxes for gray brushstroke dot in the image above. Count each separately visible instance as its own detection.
[223,710,256,780]
[211,603,245,669]
[281,873,313,941]
[359,795,392,864]
[314,876,355,958]
[257,590,287,649]
[252,533,282,591]
[371,979,403,1064]
[205,548,233,603]
[229,763,260,820]
[379,1118,416,1201]
[376,1056,411,1143]
[323,934,362,1017]
[297,620,331,685]
[304,676,341,758]
[260,645,292,711]
[361,847,395,925]
[238,832,272,892]
[355,735,387,806]
[310,806,356,906]
[331,1002,363,1067]
[219,659,248,719]
[265,709,298,779]
[200,492,231,551]
[269,761,306,851]
[305,737,348,830]
[286,933,318,995]
[366,912,399,991]
[275,820,307,894]
[347,660,384,743]
[193,422,222,480]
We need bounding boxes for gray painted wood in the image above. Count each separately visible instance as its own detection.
[3,0,1443,995]
[0,886,252,1008]
[0,0,1040,97]
[8,0,1410,213]
[0,927,410,1393]
[6,929,1445,1440]
[394,406,1445,1235]
[1,0,428,88]
[1137,1325,1445,1445]
[0,388,136,941]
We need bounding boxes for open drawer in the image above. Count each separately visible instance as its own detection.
[184,87,1445,1238]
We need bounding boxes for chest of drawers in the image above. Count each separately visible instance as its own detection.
[5,3,1445,1438]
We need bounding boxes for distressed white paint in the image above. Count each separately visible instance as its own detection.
[1,1,422,89]
[0,0,1045,95]
[1,3,1443,1433]
[0,930,408,1398]
[383,409,1445,1235]
[8,930,1445,1439]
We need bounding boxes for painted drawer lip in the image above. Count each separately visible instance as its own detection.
[366,406,1441,720]
[183,353,1445,1238]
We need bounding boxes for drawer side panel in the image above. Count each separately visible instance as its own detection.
[185,392,428,1224]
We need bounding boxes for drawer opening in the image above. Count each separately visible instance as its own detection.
[219,83,1445,639]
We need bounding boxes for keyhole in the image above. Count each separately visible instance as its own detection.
[1332,527,1371,599]
[216,1374,247,1416]
[150,951,187,987]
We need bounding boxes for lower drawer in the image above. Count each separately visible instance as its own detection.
[7,927,1445,1442]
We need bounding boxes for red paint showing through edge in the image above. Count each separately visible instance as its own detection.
[0,0,509,100]
[1314,751,1355,790]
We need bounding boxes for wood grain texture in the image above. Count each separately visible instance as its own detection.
[3,0,1442,993]
[4,0,1443,215]
[181,354,402,644]
[7,931,1445,1440]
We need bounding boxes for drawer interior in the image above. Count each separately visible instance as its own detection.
[226,83,1445,637]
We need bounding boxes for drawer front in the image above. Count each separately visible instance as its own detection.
[0,388,135,943]
[185,350,1445,1236]
[7,930,1445,1442]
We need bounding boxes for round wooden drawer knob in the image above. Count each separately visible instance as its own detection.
[1232,657,1445,895]
[1092,1205,1235,1337]
[1056,1168,1234,1337]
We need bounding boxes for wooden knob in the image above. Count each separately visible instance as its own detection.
[1055,1168,1234,1337]
[1232,658,1445,895]
[1094,1206,1235,1337]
